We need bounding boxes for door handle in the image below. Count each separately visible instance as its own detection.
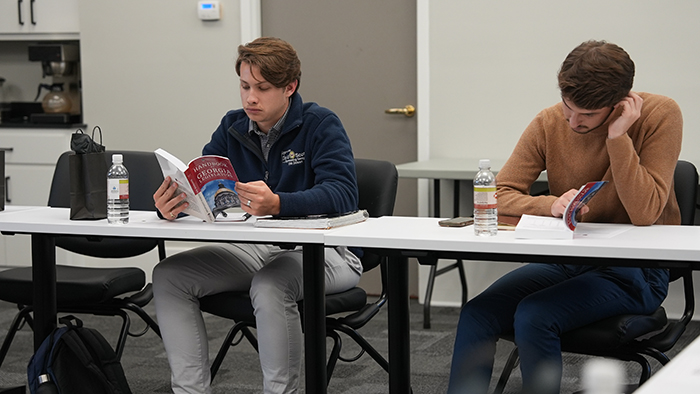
[385,105,415,117]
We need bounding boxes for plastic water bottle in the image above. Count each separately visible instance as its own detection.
[473,159,497,236]
[107,154,129,224]
[582,359,624,394]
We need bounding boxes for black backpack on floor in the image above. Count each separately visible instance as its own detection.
[27,315,132,394]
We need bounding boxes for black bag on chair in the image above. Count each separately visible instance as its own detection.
[69,127,107,220]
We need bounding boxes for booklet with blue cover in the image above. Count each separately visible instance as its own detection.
[563,181,608,231]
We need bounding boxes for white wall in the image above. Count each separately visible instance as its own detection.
[429,1,700,164]
[423,1,700,318]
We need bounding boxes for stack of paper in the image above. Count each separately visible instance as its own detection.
[514,214,573,239]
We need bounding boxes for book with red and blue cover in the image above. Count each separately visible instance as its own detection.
[564,181,608,231]
[154,148,240,222]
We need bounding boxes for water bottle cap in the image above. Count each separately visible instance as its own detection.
[479,159,491,168]
[112,154,123,163]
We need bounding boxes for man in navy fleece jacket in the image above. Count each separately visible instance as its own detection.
[152,37,361,394]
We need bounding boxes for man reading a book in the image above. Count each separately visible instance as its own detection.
[448,40,683,394]
[151,37,362,394]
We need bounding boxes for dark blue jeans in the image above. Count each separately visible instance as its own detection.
[447,263,670,394]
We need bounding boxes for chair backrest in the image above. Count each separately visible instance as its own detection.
[354,158,398,271]
[669,160,698,291]
[47,150,165,258]
[674,160,698,226]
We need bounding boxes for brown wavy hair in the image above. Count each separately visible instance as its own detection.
[558,40,634,110]
[236,37,302,93]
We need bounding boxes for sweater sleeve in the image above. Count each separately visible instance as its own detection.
[496,111,559,217]
[606,97,683,225]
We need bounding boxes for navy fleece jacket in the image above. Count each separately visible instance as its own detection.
[202,92,359,218]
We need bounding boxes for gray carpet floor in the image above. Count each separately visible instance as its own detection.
[0,298,698,393]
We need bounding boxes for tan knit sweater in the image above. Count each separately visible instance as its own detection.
[496,92,682,225]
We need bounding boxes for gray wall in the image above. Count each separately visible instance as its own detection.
[78,0,245,162]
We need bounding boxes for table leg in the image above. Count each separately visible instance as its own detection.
[433,179,440,217]
[453,179,460,217]
[387,254,411,394]
[31,234,56,351]
[303,244,326,394]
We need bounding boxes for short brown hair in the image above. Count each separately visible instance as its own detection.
[236,37,302,93]
[558,40,634,109]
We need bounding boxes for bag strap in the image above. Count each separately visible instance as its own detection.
[59,314,84,329]
[91,126,103,146]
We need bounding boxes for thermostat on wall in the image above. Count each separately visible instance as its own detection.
[198,1,221,21]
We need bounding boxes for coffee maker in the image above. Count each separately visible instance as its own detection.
[27,43,82,124]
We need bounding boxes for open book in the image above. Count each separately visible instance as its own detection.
[514,181,607,239]
[154,148,240,223]
[254,210,369,229]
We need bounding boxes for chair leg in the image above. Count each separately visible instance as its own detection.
[332,324,389,373]
[423,259,468,329]
[326,330,342,386]
[423,264,439,329]
[629,353,653,385]
[122,302,162,338]
[111,309,131,360]
[641,347,671,366]
[456,259,468,305]
[0,307,33,369]
[494,346,519,394]
[210,322,258,382]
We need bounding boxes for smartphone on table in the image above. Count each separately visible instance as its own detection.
[438,217,474,227]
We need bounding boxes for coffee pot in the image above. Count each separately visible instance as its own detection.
[35,83,72,114]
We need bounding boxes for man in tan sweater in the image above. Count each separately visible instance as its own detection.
[448,40,682,394]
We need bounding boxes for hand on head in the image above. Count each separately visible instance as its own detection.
[608,92,643,139]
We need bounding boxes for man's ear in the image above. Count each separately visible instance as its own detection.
[285,80,298,97]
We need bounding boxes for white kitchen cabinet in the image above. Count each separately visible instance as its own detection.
[0,0,79,39]
[0,127,72,267]
[1,127,72,205]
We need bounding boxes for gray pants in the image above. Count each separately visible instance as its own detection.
[152,243,362,394]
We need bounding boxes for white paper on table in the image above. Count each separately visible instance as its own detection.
[573,223,632,239]
[515,215,632,240]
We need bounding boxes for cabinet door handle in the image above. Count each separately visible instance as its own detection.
[18,0,24,25]
[5,176,10,204]
[0,148,13,152]
[30,0,36,25]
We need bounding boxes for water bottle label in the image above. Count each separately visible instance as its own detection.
[474,186,497,209]
[108,179,129,199]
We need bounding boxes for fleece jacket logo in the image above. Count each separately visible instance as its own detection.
[281,149,305,166]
